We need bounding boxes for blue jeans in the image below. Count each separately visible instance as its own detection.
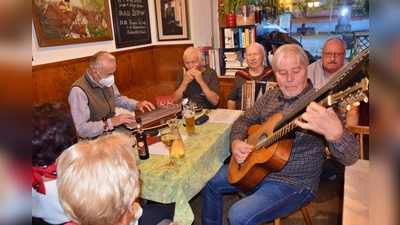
[201,164,316,225]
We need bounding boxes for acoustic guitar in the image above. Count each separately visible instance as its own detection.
[227,48,369,191]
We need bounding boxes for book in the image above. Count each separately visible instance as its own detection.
[199,46,213,67]
[214,49,221,76]
[224,29,233,48]
[238,28,243,49]
[218,48,226,76]
[244,28,250,47]
[225,69,239,76]
[224,51,241,60]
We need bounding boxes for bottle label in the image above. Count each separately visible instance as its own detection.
[137,123,143,132]
[137,141,146,156]
[182,98,188,105]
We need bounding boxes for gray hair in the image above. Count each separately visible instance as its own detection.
[90,51,116,70]
[57,133,139,225]
[183,47,204,63]
[322,38,347,52]
[271,44,309,72]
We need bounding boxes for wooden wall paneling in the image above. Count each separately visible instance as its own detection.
[115,48,157,97]
[32,45,194,109]
[156,83,177,95]
[152,44,193,84]
[218,77,234,109]
[32,61,89,108]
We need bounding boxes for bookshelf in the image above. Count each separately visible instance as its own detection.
[219,25,256,75]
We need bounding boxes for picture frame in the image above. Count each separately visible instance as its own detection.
[32,0,113,47]
[155,0,189,41]
[110,0,152,48]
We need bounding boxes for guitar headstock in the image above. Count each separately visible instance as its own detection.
[325,77,369,110]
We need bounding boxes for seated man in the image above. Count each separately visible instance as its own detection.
[201,44,359,224]
[57,133,177,225]
[173,47,220,109]
[68,51,155,138]
[307,38,347,89]
[227,42,275,110]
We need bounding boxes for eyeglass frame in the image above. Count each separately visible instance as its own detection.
[322,52,346,58]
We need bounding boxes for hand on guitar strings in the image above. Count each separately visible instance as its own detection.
[295,102,344,142]
[231,140,255,164]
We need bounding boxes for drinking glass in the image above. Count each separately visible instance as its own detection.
[161,130,176,168]
[183,102,196,136]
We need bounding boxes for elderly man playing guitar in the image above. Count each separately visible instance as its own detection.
[201,44,361,225]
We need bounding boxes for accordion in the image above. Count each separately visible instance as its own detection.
[240,80,278,111]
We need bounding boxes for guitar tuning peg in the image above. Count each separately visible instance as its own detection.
[346,104,351,111]
[363,96,369,103]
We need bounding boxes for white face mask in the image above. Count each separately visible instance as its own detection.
[97,71,115,87]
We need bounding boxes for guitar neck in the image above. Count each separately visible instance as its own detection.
[258,77,369,150]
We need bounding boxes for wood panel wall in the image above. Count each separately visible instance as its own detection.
[32,44,234,110]
[32,44,192,108]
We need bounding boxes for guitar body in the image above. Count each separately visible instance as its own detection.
[227,113,293,191]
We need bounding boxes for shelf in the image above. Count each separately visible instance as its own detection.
[220,25,256,30]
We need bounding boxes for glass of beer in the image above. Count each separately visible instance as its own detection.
[183,102,196,136]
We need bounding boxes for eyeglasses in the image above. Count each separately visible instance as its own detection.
[323,52,345,58]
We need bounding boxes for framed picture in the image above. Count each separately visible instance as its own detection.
[110,0,152,48]
[155,0,189,41]
[32,0,113,47]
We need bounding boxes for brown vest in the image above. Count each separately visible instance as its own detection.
[70,72,116,121]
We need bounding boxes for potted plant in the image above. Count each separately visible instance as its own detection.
[219,0,243,27]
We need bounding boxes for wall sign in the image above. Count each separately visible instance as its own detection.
[110,0,152,48]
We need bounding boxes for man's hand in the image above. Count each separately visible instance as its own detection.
[295,101,343,142]
[182,67,195,84]
[136,100,155,112]
[231,140,254,164]
[188,67,205,84]
[110,113,136,127]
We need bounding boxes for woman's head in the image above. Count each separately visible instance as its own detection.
[57,133,140,225]
[32,101,77,166]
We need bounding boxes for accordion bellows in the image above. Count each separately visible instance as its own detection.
[241,81,278,111]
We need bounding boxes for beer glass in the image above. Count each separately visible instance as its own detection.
[183,102,196,136]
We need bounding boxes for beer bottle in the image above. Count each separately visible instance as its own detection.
[348,39,358,61]
[135,117,149,160]
[181,91,189,127]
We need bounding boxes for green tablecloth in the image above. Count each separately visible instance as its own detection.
[118,120,233,225]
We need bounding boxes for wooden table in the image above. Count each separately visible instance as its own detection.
[342,159,369,225]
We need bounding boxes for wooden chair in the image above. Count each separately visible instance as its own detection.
[346,125,369,159]
[272,206,312,225]
[237,193,312,225]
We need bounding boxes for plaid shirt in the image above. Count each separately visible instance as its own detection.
[230,80,360,191]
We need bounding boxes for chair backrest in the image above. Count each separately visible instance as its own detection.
[346,125,369,159]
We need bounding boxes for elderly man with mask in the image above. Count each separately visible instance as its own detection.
[68,51,155,138]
